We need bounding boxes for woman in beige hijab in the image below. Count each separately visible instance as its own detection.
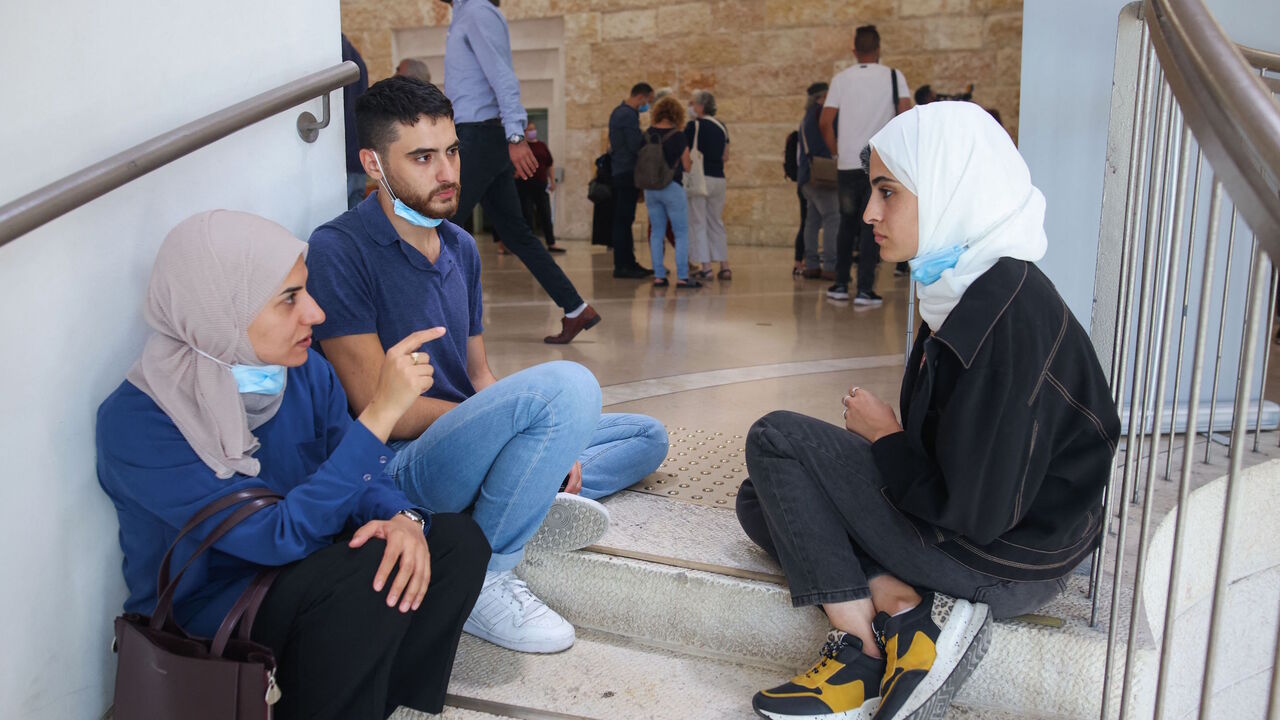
[97,210,489,720]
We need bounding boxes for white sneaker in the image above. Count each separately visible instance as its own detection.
[463,570,576,653]
[526,492,610,553]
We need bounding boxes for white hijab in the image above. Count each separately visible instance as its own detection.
[868,102,1048,330]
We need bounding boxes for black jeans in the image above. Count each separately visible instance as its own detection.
[738,411,1064,620]
[834,169,879,293]
[610,173,640,270]
[453,123,584,312]
[793,185,807,263]
[251,514,490,720]
[517,178,556,246]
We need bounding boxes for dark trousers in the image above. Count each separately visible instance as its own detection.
[793,185,807,263]
[738,411,1064,620]
[251,513,490,720]
[517,179,556,246]
[834,169,879,293]
[453,123,584,312]
[610,173,640,270]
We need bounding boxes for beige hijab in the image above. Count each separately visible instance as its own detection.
[127,210,308,479]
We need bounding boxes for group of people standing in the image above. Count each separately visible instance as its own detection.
[606,84,732,287]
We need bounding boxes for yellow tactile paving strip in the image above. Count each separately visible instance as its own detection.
[627,427,747,509]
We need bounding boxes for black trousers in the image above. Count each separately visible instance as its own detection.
[251,513,490,720]
[610,173,640,270]
[453,122,584,312]
[793,185,807,263]
[737,411,1064,620]
[516,178,556,246]
[834,169,879,293]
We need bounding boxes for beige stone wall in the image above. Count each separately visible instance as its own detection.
[341,0,1023,245]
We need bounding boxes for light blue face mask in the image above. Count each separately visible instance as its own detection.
[194,348,287,395]
[909,243,970,285]
[372,153,444,229]
[638,103,650,113]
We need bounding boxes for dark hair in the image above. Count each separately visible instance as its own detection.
[854,25,881,54]
[630,82,654,97]
[914,84,934,105]
[806,82,829,97]
[355,76,454,152]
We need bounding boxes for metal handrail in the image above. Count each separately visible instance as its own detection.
[1239,43,1280,72]
[1145,0,1280,248]
[0,61,359,249]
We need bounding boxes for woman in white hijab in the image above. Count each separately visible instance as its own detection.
[97,210,489,720]
[739,103,1120,720]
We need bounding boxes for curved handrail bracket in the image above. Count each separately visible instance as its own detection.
[1145,0,1280,248]
[0,61,359,249]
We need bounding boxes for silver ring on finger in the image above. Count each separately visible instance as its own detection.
[411,352,420,365]
[842,407,848,420]
[849,386,860,398]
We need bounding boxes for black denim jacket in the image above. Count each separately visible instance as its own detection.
[871,258,1121,581]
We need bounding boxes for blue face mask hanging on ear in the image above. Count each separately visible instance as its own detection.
[909,243,970,285]
[193,348,287,395]
[372,153,445,229]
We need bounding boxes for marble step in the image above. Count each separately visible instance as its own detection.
[428,628,1050,720]
[512,491,1153,719]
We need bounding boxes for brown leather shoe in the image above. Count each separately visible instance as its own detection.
[544,305,602,344]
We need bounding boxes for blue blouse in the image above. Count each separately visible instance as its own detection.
[96,350,419,637]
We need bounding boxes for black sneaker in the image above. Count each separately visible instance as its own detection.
[826,284,850,300]
[853,291,883,307]
[753,630,884,719]
[871,593,991,720]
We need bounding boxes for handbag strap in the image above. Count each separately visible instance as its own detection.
[889,66,900,113]
[211,567,279,657]
[156,487,281,592]
[150,492,282,633]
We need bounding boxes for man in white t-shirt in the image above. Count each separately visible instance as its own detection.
[819,25,911,304]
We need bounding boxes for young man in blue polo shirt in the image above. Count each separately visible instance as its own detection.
[306,77,669,654]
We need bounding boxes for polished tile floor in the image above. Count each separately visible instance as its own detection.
[479,238,914,435]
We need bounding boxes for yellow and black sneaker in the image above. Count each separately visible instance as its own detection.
[753,630,885,719]
[872,592,991,720]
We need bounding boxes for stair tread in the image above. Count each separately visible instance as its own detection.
[443,628,1046,720]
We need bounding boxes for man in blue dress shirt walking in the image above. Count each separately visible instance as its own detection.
[440,0,600,344]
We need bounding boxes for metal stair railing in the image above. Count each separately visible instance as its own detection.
[1090,1,1280,718]
[0,61,359,249]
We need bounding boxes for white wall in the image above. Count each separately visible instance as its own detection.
[0,2,344,717]
[1020,0,1280,328]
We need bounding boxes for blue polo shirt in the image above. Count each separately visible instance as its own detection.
[306,193,484,404]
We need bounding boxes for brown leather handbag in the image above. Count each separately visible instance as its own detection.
[111,487,285,719]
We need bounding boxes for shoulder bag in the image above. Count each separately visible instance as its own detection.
[684,119,709,197]
[800,120,839,189]
[111,487,285,720]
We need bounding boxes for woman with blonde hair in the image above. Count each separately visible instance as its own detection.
[640,95,701,288]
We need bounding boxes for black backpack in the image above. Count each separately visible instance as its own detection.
[634,129,680,190]
[784,130,800,182]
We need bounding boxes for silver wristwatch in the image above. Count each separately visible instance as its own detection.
[396,508,427,532]
[508,132,525,145]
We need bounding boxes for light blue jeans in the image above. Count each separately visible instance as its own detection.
[386,361,669,571]
[644,181,691,280]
